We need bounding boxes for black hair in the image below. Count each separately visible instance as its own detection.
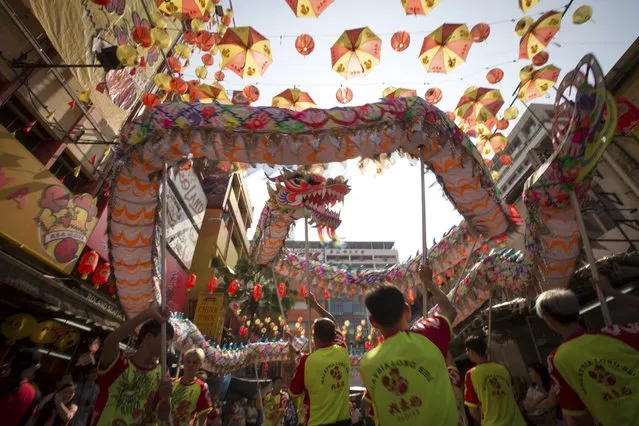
[0,348,41,397]
[138,319,175,344]
[527,362,552,392]
[313,318,336,345]
[464,335,487,357]
[364,284,406,328]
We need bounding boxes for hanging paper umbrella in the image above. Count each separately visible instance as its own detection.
[504,106,519,120]
[336,87,353,104]
[272,88,316,111]
[419,24,472,74]
[572,5,593,24]
[218,26,273,79]
[470,23,490,43]
[284,0,334,17]
[195,31,216,51]
[459,120,494,139]
[243,85,260,102]
[155,0,208,21]
[331,27,381,79]
[425,87,442,104]
[486,68,504,84]
[519,0,539,13]
[383,88,416,99]
[295,34,315,56]
[532,51,549,66]
[187,82,231,104]
[454,87,504,133]
[518,64,561,101]
[519,11,562,59]
[402,0,441,16]
[391,31,411,52]
[515,17,534,36]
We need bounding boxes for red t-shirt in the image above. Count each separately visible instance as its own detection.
[0,379,38,426]
[548,323,639,424]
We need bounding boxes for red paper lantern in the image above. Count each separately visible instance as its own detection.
[169,78,188,94]
[196,31,216,51]
[214,70,225,81]
[486,68,504,84]
[532,51,549,66]
[78,250,99,279]
[295,34,315,56]
[277,282,287,298]
[323,289,331,299]
[407,289,415,304]
[252,284,263,301]
[471,23,491,42]
[425,87,442,104]
[300,284,308,299]
[142,93,160,109]
[168,57,182,74]
[132,27,152,48]
[92,262,111,288]
[243,85,260,102]
[208,277,218,293]
[484,159,493,168]
[336,87,353,104]
[184,31,198,45]
[496,118,509,130]
[202,53,214,66]
[186,273,197,291]
[228,279,239,295]
[390,31,410,52]
[221,15,231,26]
[499,154,513,166]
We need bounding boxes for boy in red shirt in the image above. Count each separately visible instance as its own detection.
[172,348,213,425]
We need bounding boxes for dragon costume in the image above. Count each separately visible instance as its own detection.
[250,169,350,266]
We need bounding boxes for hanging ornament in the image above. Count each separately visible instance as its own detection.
[92,262,111,288]
[407,289,415,304]
[470,23,491,42]
[425,87,442,104]
[515,17,534,36]
[504,106,520,120]
[132,27,153,48]
[277,282,287,298]
[208,277,218,293]
[23,119,37,133]
[496,118,509,130]
[169,78,188,94]
[486,68,504,84]
[175,44,192,59]
[1,313,37,341]
[499,154,513,166]
[491,170,500,181]
[572,5,593,25]
[242,85,260,102]
[78,250,99,279]
[295,34,315,56]
[186,273,197,291]
[168,57,182,74]
[154,73,172,90]
[336,87,353,104]
[139,57,147,68]
[214,70,225,81]
[142,93,160,109]
[252,284,263,301]
[323,289,331,299]
[532,51,549,66]
[390,31,410,52]
[151,28,171,49]
[228,279,239,295]
[191,18,205,32]
[195,65,208,79]
[300,284,308,299]
[202,53,214,66]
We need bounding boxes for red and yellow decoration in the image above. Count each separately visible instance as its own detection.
[218,27,273,79]
[284,0,334,17]
[272,88,316,111]
[519,11,562,59]
[518,64,561,101]
[402,0,441,16]
[331,27,381,79]
[419,24,472,74]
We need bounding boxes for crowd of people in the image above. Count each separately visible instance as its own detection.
[0,270,637,425]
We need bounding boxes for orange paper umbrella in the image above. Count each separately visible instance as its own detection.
[425,87,442,104]
[471,23,490,43]
[295,34,315,56]
[402,0,441,16]
[188,82,231,104]
[155,0,208,21]
[336,87,353,104]
[383,88,416,99]
[331,27,381,79]
[455,87,504,133]
[218,26,273,79]
[519,11,562,59]
[518,64,561,101]
[391,31,410,52]
[419,24,472,74]
[519,0,539,13]
[272,88,316,111]
[284,0,334,17]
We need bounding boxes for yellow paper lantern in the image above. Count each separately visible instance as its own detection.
[191,18,205,32]
[1,313,38,341]
[504,106,520,120]
[56,331,80,351]
[151,28,171,49]
[150,10,168,29]
[491,170,501,181]
[116,45,138,67]
[30,320,63,345]
[175,44,192,59]
[572,5,593,25]
[195,65,208,80]
[154,73,172,90]
[78,91,91,104]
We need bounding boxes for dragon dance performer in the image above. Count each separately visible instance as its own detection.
[171,348,213,425]
[463,335,526,426]
[536,280,639,426]
[259,376,288,426]
[360,266,458,426]
[446,353,468,426]
[289,293,351,426]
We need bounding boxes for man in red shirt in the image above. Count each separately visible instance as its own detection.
[536,284,639,426]
[0,348,41,426]
[289,293,351,426]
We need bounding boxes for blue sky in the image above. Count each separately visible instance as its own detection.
[188,0,639,259]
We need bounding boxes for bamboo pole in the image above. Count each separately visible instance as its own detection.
[419,146,429,316]
[304,217,313,352]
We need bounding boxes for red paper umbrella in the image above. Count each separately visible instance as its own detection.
[471,23,491,42]
[390,31,410,52]
[336,87,353,104]
[169,77,188,94]
[295,33,315,56]
[425,87,443,104]
[243,85,260,102]
[486,68,504,84]
[195,31,216,51]
[532,51,549,66]
[168,57,182,74]
[132,27,152,48]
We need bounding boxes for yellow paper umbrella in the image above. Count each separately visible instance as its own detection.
[519,64,561,101]
[284,0,334,17]
[419,24,473,74]
[519,0,539,13]
[454,87,504,136]
[272,88,316,111]
[187,82,231,104]
[402,0,441,16]
[1,313,38,341]
[519,11,562,59]
[572,5,593,24]
[218,27,273,79]
[330,27,381,79]
[383,88,416,99]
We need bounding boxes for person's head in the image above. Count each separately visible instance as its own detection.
[137,319,175,361]
[182,348,205,381]
[11,348,41,379]
[57,382,76,405]
[464,335,488,364]
[271,376,283,393]
[527,362,551,391]
[241,397,248,406]
[365,285,411,332]
[312,318,336,348]
[535,289,581,334]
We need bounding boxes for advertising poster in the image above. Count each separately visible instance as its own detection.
[193,294,226,342]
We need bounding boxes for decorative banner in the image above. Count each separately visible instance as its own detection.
[0,127,98,274]
[169,167,206,230]
[193,295,227,342]
[166,251,188,313]
[164,185,198,269]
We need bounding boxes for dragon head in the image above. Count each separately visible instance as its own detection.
[267,169,350,238]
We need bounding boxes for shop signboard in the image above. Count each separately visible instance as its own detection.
[193,294,226,342]
[165,186,198,269]
[0,127,99,274]
[169,167,206,230]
